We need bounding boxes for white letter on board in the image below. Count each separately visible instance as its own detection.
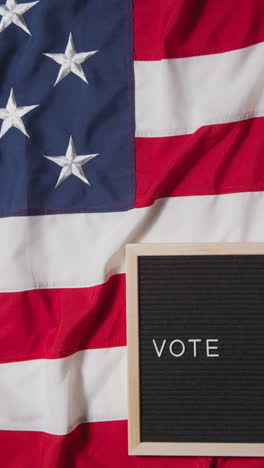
[152,339,166,358]
[169,339,185,357]
[188,339,202,357]
[206,339,219,357]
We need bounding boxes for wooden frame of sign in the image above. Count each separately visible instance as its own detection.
[126,242,264,457]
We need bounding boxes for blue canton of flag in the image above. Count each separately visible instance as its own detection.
[0,0,135,216]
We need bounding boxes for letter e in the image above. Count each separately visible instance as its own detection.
[206,339,219,357]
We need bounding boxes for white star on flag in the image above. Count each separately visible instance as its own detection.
[0,0,39,35]
[44,136,99,188]
[0,88,39,139]
[44,33,99,86]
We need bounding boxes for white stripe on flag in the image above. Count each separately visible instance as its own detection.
[1,191,264,292]
[135,41,264,137]
[0,347,127,435]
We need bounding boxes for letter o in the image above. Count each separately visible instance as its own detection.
[169,339,185,357]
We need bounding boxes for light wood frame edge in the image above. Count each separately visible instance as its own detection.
[126,242,264,456]
[126,244,141,454]
[131,442,264,457]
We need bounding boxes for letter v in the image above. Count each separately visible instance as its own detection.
[152,339,166,358]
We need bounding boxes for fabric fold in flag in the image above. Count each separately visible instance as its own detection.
[0,275,126,363]
[135,41,264,138]
[133,0,264,60]
[0,347,127,434]
[1,0,264,467]
[135,118,264,205]
[0,192,264,293]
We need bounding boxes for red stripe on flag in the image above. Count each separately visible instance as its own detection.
[0,421,263,468]
[135,118,264,208]
[134,0,264,60]
[0,274,126,363]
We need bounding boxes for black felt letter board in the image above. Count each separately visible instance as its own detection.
[138,255,264,444]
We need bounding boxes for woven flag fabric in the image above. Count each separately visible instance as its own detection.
[1,0,264,466]
[0,0,134,214]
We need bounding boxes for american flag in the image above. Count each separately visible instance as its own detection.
[0,0,263,466]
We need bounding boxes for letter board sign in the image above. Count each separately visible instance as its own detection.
[126,243,264,456]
